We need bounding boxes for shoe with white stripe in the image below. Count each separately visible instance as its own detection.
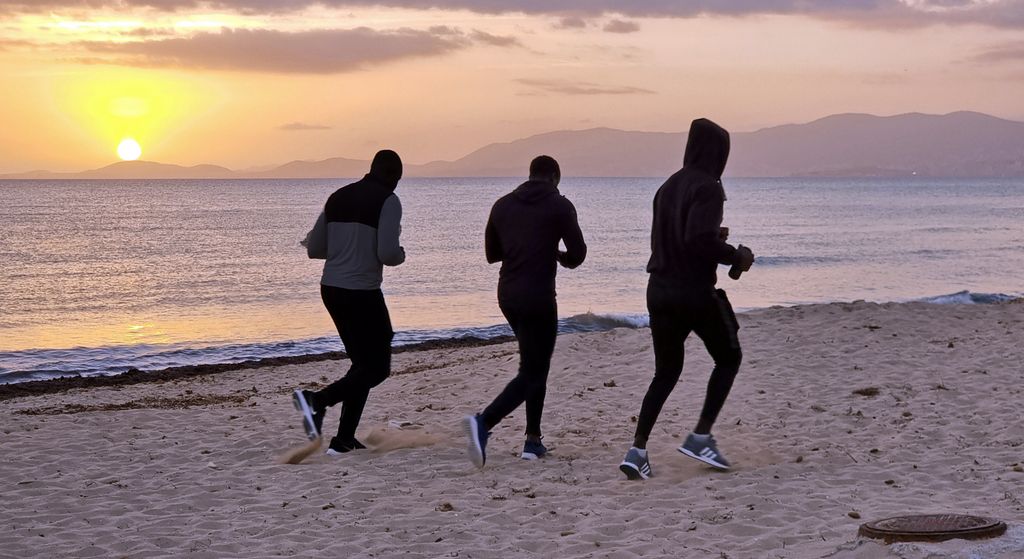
[678,433,731,471]
[326,438,367,456]
[619,447,653,480]
[463,414,489,468]
[521,438,547,460]
[292,389,324,441]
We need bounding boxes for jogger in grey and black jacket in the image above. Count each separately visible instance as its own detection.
[293,150,406,455]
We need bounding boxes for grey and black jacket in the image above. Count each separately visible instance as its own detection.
[306,173,405,289]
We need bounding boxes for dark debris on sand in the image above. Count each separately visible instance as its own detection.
[0,335,515,402]
[15,392,254,415]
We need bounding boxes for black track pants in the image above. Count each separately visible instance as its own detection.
[633,277,742,447]
[315,285,393,445]
[481,300,558,437]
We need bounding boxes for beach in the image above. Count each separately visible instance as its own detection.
[2,300,1023,558]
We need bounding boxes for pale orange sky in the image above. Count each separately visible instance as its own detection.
[1,1,1023,173]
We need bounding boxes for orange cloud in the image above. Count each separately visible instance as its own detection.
[73,27,471,73]
[516,78,655,96]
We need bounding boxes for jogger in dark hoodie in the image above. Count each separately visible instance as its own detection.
[619,119,755,480]
[292,150,406,455]
[464,155,587,467]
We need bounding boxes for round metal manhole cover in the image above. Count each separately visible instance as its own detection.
[859,514,1007,543]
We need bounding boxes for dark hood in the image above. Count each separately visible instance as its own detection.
[513,180,559,204]
[683,118,730,179]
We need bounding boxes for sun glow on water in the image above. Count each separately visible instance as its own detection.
[117,138,142,161]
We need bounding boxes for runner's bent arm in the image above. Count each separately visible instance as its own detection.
[377,195,406,266]
[557,202,587,269]
[684,184,738,265]
[485,209,503,264]
[306,211,327,259]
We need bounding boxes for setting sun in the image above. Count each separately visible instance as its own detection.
[117,138,142,161]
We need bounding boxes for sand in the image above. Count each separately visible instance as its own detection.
[1,301,1022,558]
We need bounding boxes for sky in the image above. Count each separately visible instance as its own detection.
[1,0,1024,173]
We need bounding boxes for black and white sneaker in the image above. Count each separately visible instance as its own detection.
[521,439,547,460]
[678,433,731,471]
[619,447,653,480]
[292,389,323,440]
[326,438,367,456]
[463,414,489,468]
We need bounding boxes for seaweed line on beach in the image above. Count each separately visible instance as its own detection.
[15,391,255,415]
[0,335,516,402]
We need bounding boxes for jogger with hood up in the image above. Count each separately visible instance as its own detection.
[619,118,754,480]
[464,155,587,467]
[293,150,406,455]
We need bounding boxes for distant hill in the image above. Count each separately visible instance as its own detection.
[413,128,687,177]
[3,112,1023,179]
[2,160,235,180]
[249,156,370,179]
[416,111,1024,178]
[729,111,1024,177]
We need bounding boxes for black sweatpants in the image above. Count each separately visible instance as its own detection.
[633,276,742,448]
[481,299,558,437]
[315,285,393,446]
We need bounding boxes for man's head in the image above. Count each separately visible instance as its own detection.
[529,155,561,186]
[683,118,730,179]
[369,149,403,186]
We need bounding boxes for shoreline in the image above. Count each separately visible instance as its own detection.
[0,334,515,402]
[3,295,1021,402]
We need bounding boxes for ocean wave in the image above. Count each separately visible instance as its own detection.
[0,312,648,385]
[753,255,844,267]
[916,291,1019,305]
[559,312,649,331]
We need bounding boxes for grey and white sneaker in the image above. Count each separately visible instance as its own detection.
[619,447,653,480]
[292,389,323,440]
[678,433,731,471]
[463,415,489,468]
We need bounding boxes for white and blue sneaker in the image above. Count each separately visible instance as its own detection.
[292,389,324,440]
[325,438,367,456]
[521,439,547,460]
[463,415,490,468]
[619,447,653,480]
[678,433,731,471]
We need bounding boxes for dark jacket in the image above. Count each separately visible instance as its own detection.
[485,180,587,305]
[647,118,740,288]
[306,172,405,289]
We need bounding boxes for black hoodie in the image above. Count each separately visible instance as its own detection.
[485,180,587,305]
[646,118,740,288]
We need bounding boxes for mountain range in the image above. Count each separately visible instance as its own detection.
[4,111,1023,180]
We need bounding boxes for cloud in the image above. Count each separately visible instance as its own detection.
[120,27,177,37]
[0,39,36,51]
[602,19,640,33]
[74,27,469,73]
[554,16,589,29]
[3,0,1024,28]
[972,42,1024,63]
[279,122,332,130]
[468,29,521,47]
[516,78,655,96]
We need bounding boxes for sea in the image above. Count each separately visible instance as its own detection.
[2,177,1022,384]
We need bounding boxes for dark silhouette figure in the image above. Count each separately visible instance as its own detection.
[464,155,587,467]
[293,149,406,455]
[619,119,754,480]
